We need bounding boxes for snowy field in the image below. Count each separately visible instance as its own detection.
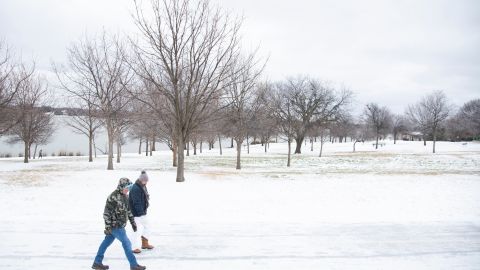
[0,140,479,270]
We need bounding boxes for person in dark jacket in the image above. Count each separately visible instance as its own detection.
[129,171,154,254]
[92,178,147,270]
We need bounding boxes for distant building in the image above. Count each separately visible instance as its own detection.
[401,131,423,141]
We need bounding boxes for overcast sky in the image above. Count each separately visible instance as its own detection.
[1,0,479,114]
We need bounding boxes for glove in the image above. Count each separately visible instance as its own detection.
[132,223,137,232]
[104,227,112,235]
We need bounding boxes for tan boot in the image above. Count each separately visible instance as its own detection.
[132,248,142,254]
[141,236,154,249]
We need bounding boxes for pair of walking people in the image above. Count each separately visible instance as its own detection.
[92,171,154,270]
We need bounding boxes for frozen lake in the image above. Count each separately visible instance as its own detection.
[0,115,169,157]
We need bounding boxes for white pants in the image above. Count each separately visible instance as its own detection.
[129,215,151,250]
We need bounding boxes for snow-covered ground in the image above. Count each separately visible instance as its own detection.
[0,140,479,269]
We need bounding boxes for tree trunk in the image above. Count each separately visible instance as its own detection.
[172,139,178,167]
[319,141,324,157]
[150,141,153,156]
[151,137,156,151]
[235,139,242,170]
[186,140,190,156]
[116,141,121,163]
[393,132,397,144]
[353,140,357,152]
[145,138,149,157]
[423,137,426,146]
[218,135,223,155]
[23,142,29,163]
[89,132,94,162]
[310,138,313,151]
[193,141,197,155]
[33,144,38,159]
[200,141,203,154]
[264,140,267,153]
[106,123,114,170]
[375,134,379,149]
[230,137,234,148]
[138,138,142,155]
[294,136,304,154]
[432,127,437,153]
[247,135,250,154]
[287,139,291,167]
[93,135,97,158]
[176,136,185,182]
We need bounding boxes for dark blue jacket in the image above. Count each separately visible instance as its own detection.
[129,182,149,217]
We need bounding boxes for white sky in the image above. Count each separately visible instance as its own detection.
[1,0,479,114]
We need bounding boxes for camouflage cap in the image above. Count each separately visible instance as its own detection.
[117,177,133,190]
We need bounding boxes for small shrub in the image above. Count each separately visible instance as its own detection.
[5,153,12,158]
[76,151,82,156]
[51,152,56,157]
[58,151,67,156]
[18,153,24,157]
[68,152,74,156]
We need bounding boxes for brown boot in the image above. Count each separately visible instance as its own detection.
[92,262,109,270]
[141,236,154,249]
[132,248,142,254]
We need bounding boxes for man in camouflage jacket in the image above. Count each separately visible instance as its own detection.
[92,178,146,270]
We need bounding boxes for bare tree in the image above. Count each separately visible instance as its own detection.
[113,108,132,163]
[363,103,392,149]
[130,0,248,182]
[254,82,278,153]
[224,57,263,169]
[445,113,470,141]
[458,99,480,137]
[317,127,329,157]
[391,114,408,144]
[330,112,354,143]
[269,82,296,167]
[351,121,370,152]
[8,67,54,163]
[55,32,132,170]
[129,98,157,156]
[283,76,351,154]
[0,41,34,134]
[64,94,102,162]
[407,90,450,153]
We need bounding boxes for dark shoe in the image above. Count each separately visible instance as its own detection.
[131,265,146,270]
[133,248,142,254]
[141,236,154,249]
[92,262,109,270]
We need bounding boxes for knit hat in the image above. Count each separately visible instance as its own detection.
[117,177,133,190]
[139,170,149,182]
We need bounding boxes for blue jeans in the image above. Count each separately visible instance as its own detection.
[94,227,138,267]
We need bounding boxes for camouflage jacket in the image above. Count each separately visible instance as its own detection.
[103,179,135,231]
